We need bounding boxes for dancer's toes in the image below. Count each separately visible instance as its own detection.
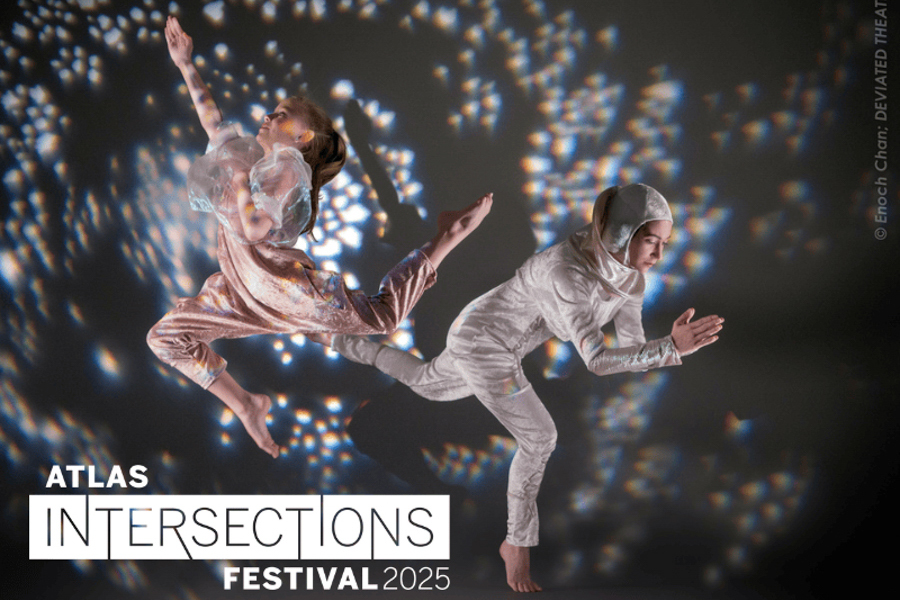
[237,393,280,458]
[500,540,541,593]
[516,577,542,592]
[515,578,542,592]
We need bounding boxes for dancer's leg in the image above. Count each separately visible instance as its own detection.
[500,541,540,593]
[333,335,472,401]
[472,384,556,592]
[147,272,281,458]
[207,371,279,458]
[337,330,554,590]
[302,194,492,337]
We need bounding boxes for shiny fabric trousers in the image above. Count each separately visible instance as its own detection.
[147,235,435,390]
[333,334,556,547]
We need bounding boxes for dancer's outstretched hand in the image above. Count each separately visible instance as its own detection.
[165,16,193,67]
[671,308,722,356]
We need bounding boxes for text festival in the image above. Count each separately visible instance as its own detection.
[30,465,449,561]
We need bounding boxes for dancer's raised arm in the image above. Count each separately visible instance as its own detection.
[165,16,223,140]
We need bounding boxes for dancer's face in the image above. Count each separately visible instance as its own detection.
[627,220,672,273]
[257,101,310,152]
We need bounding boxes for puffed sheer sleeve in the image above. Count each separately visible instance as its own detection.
[187,124,263,214]
[549,267,681,375]
[249,145,313,246]
[186,124,267,244]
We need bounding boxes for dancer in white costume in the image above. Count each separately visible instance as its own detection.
[331,184,723,591]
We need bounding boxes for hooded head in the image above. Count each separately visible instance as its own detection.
[594,183,672,263]
[569,183,673,298]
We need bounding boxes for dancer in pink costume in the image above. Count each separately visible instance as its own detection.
[147,17,492,458]
[331,184,723,591]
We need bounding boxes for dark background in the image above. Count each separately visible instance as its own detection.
[1,0,896,598]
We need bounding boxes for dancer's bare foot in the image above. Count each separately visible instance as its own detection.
[233,393,280,458]
[500,540,542,592]
[208,372,280,458]
[306,332,334,347]
[421,193,493,269]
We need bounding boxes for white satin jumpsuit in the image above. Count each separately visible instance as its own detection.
[334,193,682,547]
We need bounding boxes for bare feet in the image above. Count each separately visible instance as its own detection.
[208,372,280,458]
[306,332,334,347]
[500,540,542,592]
[421,193,493,269]
[233,393,280,458]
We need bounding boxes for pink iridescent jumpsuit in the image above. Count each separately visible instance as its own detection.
[148,128,435,389]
